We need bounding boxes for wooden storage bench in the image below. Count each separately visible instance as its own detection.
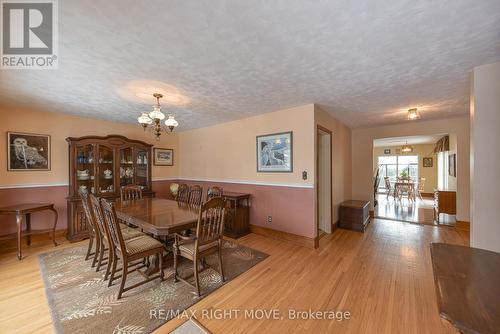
[339,200,370,232]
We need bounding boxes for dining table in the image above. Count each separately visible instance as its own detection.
[393,181,416,201]
[114,197,200,274]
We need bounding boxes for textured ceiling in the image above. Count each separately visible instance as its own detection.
[374,134,444,147]
[1,0,500,130]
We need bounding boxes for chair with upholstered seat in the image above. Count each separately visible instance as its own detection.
[188,185,203,206]
[120,185,143,201]
[100,198,164,299]
[79,190,99,267]
[89,194,144,277]
[207,186,223,200]
[173,197,226,296]
[176,184,190,203]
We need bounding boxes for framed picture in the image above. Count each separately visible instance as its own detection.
[256,131,293,172]
[384,149,391,154]
[448,154,456,177]
[153,148,173,166]
[7,132,50,171]
[423,157,433,167]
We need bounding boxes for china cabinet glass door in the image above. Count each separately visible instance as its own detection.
[75,144,95,194]
[135,148,149,191]
[97,145,115,195]
[120,147,134,188]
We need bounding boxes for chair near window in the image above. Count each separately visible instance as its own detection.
[79,190,99,267]
[120,185,143,201]
[189,185,203,206]
[416,177,426,200]
[207,186,223,200]
[384,177,394,199]
[397,177,412,183]
[100,198,164,299]
[176,184,190,203]
[173,197,226,296]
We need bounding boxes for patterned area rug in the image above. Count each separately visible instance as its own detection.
[39,240,268,334]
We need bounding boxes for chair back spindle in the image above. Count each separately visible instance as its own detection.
[189,185,203,206]
[89,194,110,241]
[195,197,225,248]
[79,190,97,238]
[207,186,223,200]
[120,185,143,201]
[100,199,126,253]
[177,184,190,203]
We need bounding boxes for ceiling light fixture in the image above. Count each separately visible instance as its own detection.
[137,93,179,140]
[401,140,413,153]
[407,108,420,120]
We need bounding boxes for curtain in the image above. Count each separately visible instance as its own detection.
[433,135,449,153]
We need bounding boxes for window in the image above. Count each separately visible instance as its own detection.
[437,151,448,189]
[377,155,419,192]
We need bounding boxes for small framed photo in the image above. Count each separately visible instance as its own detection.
[384,149,391,154]
[153,148,173,166]
[256,131,293,172]
[423,157,433,167]
[7,132,51,171]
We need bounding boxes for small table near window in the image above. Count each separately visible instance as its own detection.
[0,203,58,260]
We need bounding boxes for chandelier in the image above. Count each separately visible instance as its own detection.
[407,108,420,120]
[401,141,413,153]
[137,93,179,140]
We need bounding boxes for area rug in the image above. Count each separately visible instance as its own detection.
[39,240,268,334]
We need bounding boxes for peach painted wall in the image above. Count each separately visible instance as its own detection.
[0,105,179,187]
[314,105,352,226]
[177,104,315,187]
[351,117,470,222]
[0,103,353,240]
[0,106,178,235]
[373,144,438,193]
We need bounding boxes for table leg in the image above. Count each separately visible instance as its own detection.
[16,214,23,260]
[26,213,31,246]
[50,207,58,246]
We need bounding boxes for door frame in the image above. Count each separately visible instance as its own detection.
[315,124,333,247]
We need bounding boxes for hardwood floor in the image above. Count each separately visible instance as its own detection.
[375,194,457,226]
[0,219,469,333]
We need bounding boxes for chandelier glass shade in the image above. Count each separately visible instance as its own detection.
[407,108,420,120]
[137,93,178,140]
[401,141,413,153]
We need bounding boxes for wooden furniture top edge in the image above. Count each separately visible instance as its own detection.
[222,191,251,199]
[66,134,153,147]
[430,242,500,334]
[0,203,55,214]
[340,200,370,208]
[433,189,457,193]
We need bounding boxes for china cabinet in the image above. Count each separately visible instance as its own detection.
[66,135,154,241]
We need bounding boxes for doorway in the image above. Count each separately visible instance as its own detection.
[317,126,332,236]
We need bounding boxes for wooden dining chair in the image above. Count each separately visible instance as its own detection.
[89,194,143,277]
[207,186,223,200]
[417,177,426,200]
[79,190,99,267]
[100,198,164,299]
[189,185,203,206]
[384,177,393,199]
[120,185,143,201]
[173,197,226,296]
[177,184,190,203]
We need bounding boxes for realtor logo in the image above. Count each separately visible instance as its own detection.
[1,0,58,69]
